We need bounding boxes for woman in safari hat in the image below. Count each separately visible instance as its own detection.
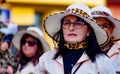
[91,6,120,73]
[35,2,116,74]
[12,27,50,74]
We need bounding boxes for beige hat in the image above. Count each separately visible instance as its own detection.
[43,3,108,46]
[12,27,50,51]
[91,6,120,41]
[27,27,44,38]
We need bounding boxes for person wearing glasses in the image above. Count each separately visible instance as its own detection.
[12,27,50,74]
[35,3,115,74]
[91,6,120,74]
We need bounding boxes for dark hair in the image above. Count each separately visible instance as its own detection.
[53,15,104,62]
[18,34,44,66]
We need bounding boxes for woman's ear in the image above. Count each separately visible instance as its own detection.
[87,28,91,36]
[87,33,89,36]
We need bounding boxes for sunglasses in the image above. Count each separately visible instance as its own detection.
[62,21,85,29]
[21,40,37,46]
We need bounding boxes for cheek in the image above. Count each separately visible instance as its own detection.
[29,46,38,54]
[77,30,88,40]
[22,46,37,55]
[63,29,67,38]
[78,27,89,37]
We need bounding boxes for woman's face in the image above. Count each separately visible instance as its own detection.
[62,15,90,44]
[0,41,9,51]
[21,36,38,58]
[94,17,114,37]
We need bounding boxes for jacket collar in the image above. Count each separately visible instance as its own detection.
[107,42,120,57]
[55,51,90,66]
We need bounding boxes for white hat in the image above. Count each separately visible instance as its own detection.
[0,22,18,35]
[91,6,120,41]
[27,27,44,38]
[43,3,108,46]
[12,27,50,51]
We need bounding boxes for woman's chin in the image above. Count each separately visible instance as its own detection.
[66,41,79,44]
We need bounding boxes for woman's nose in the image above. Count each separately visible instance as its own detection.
[69,24,75,31]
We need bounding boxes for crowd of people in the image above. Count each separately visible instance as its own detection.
[0,2,120,74]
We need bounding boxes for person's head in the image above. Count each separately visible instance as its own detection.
[0,34,13,51]
[91,6,120,42]
[93,17,114,37]
[61,15,91,44]
[12,27,49,65]
[43,3,108,62]
[20,34,41,58]
[0,22,18,45]
[44,3,107,46]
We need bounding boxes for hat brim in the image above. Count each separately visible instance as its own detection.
[44,11,108,46]
[12,30,49,51]
[92,15,120,41]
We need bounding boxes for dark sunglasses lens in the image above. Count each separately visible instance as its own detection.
[22,40,36,46]
[27,41,36,46]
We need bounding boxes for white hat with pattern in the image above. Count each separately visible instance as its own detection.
[43,3,108,46]
[91,6,120,41]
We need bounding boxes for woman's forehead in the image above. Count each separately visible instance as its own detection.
[63,15,84,22]
[22,34,36,40]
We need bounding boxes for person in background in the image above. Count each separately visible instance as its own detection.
[91,6,120,74]
[0,22,18,74]
[12,27,50,74]
[0,22,18,56]
[0,34,18,74]
[35,3,116,74]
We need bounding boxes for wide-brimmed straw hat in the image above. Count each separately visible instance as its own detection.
[91,6,120,41]
[12,27,50,51]
[43,3,108,46]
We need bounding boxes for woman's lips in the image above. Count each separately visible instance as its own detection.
[68,34,77,36]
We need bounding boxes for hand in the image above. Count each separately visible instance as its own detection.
[0,66,13,74]
[6,66,13,74]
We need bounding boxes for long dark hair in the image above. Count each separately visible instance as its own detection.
[53,16,104,62]
[18,34,44,66]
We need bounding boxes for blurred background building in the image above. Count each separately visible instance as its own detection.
[0,0,120,49]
